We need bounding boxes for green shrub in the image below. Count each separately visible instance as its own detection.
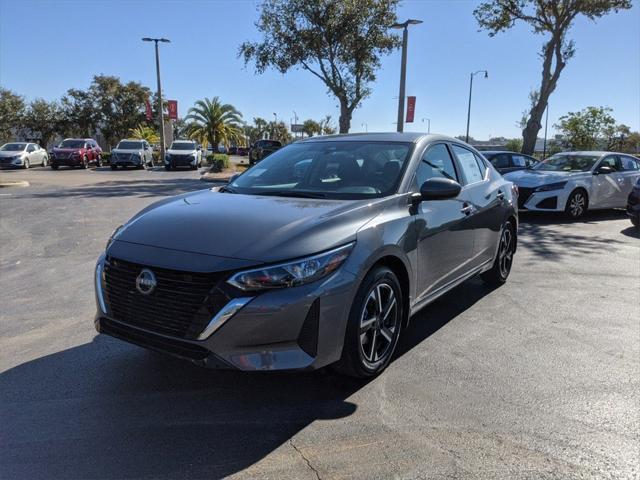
[102,152,111,161]
[206,153,230,172]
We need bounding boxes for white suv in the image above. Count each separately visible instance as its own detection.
[164,140,202,170]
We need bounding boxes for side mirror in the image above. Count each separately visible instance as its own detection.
[413,178,462,203]
[594,165,614,175]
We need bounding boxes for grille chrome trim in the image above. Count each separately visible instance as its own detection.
[198,297,253,340]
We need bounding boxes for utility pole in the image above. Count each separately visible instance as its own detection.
[465,70,488,143]
[142,37,170,164]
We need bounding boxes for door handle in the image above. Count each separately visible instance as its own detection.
[461,204,474,215]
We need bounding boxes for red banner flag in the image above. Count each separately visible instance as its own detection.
[145,99,152,121]
[406,96,416,123]
[167,100,178,120]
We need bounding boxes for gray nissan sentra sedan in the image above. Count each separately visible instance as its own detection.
[95,133,518,377]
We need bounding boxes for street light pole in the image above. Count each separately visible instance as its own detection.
[391,19,422,133]
[362,123,368,132]
[465,70,488,144]
[422,118,431,133]
[142,37,170,164]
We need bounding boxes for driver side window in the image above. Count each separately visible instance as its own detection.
[414,144,458,189]
[600,156,620,171]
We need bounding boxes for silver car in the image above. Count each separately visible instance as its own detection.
[0,142,48,169]
[504,151,640,219]
[110,139,153,170]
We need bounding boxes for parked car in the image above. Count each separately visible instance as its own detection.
[110,139,153,170]
[236,147,249,156]
[627,177,640,228]
[0,142,48,169]
[95,133,518,377]
[504,151,640,219]
[164,140,202,170]
[228,146,238,155]
[249,139,282,165]
[482,151,537,174]
[50,138,102,169]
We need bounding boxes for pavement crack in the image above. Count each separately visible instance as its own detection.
[289,439,321,480]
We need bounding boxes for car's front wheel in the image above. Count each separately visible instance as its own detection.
[335,266,403,378]
[23,158,30,169]
[565,189,588,220]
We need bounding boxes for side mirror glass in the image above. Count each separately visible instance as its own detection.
[417,178,462,202]
[594,165,614,175]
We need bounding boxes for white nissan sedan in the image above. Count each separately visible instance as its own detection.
[504,151,640,219]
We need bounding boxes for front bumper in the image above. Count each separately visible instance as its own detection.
[165,155,197,168]
[94,254,357,371]
[112,154,144,167]
[0,158,25,168]
[51,156,83,167]
[517,186,569,212]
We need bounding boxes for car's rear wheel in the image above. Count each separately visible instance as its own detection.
[110,164,118,170]
[481,221,515,286]
[565,189,588,220]
[51,164,58,170]
[335,266,403,378]
[96,155,103,167]
[42,156,47,167]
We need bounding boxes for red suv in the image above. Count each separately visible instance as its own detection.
[50,138,103,170]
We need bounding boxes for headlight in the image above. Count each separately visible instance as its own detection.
[535,181,567,192]
[106,224,124,250]
[227,243,354,291]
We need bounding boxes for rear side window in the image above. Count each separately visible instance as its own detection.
[620,156,640,171]
[490,153,510,169]
[414,144,458,187]
[451,144,484,184]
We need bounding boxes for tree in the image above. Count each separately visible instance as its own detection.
[474,0,632,154]
[59,88,97,138]
[504,138,523,152]
[185,97,243,149]
[554,106,617,150]
[320,115,337,135]
[302,119,322,137]
[266,120,293,144]
[22,99,60,148]
[240,0,400,133]
[0,88,25,144]
[128,124,160,145]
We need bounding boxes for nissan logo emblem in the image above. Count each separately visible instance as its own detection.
[136,268,157,295]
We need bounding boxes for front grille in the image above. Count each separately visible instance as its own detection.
[103,257,232,339]
[536,196,557,209]
[518,187,534,208]
[0,158,15,164]
[171,154,193,165]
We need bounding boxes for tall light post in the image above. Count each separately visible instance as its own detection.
[361,123,368,132]
[292,110,298,139]
[142,37,170,164]
[421,118,431,133]
[465,70,488,143]
[390,19,422,133]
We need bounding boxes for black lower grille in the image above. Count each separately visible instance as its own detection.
[536,196,557,209]
[297,299,320,357]
[103,257,230,339]
[100,318,211,361]
[518,187,534,208]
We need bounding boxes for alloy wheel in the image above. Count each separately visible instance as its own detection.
[498,227,514,278]
[359,282,399,369]
[569,192,586,218]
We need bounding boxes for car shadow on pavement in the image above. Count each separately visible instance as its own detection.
[620,225,639,239]
[518,210,629,260]
[0,279,496,479]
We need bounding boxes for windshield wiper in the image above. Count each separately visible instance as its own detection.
[257,190,327,199]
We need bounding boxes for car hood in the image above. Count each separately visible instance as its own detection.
[53,147,82,153]
[113,189,379,263]
[503,169,589,187]
[167,149,196,155]
[0,151,24,158]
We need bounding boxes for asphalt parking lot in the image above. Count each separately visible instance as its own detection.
[1,166,638,479]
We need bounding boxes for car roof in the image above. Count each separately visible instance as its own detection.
[556,151,611,156]
[296,132,457,144]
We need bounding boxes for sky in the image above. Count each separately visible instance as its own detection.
[1,0,639,140]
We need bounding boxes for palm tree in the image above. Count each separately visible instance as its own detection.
[128,124,159,145]
[184,97,243,149]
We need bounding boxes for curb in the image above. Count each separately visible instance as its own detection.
[0,180,29,188]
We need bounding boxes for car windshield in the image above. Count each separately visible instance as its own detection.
[0,143,27,151]
[171,142,196,150]
[59,140,86,148]
[117,141,143,149]
[230,141,412,200]
[533,154,600,172]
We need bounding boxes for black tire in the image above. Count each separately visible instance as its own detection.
[565,189,588,220]
[81,156,88,169]
[334,266,403,378]
[481,221,515,286]
[165,165,172,171]
[51,164,59,170]
[23,159,30,169]
[110,164,118,170]
[42,156,48,167]
[631,215,639,228]
[96,155,102,167]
